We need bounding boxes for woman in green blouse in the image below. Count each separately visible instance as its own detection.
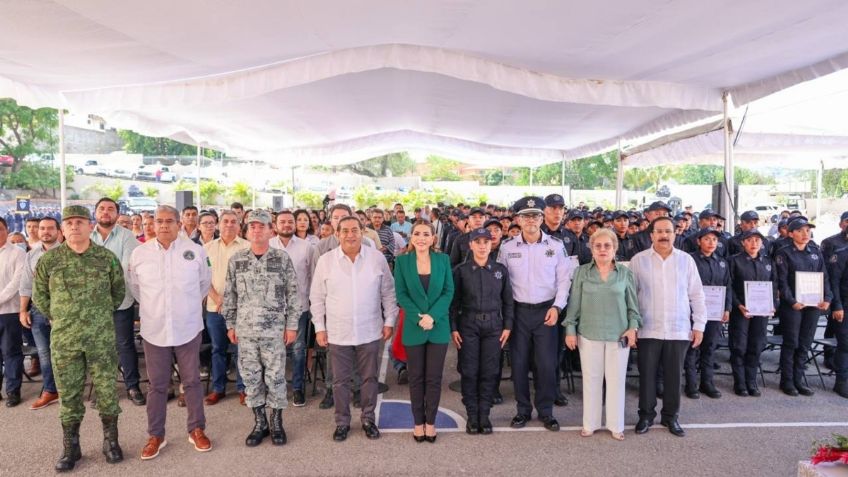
[564,228,641,441]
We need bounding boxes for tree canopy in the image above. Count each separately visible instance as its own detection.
[0,99,58,172]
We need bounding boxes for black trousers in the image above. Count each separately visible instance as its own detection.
[406,342,448,426]
[638,338,689,422]
[684,321,722,388]
[778,305,819,387]
[0,313,23,393]
[834,315,848,383]
[728,311,768,388]
[511,303,558,418]
[458,314,502,418]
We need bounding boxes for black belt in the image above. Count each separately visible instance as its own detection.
[462,310,500,321]
[514,299,555,310]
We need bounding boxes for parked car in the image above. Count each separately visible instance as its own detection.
[127,184,144,197]
[78,160,106,175]
[110,168,134,180]
[117,196,158,215]
[133,165,176,183]
[0,155,14,166]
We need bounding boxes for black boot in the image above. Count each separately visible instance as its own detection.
[245,405,269,447]
[270,408,287,446]
[101,415,123,463]
[55,422,82,472]
[835,380,848,399]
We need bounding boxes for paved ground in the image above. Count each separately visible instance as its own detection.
[1,342,845,476]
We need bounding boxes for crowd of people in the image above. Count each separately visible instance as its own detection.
[0,193,846,472]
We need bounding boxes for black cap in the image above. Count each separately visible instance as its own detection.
[740,230,766,241]
[612,210,629,220]
[566,209,584,221]
[697,227,722,240]
[778,219,789,228]
[699,208,726,220]
[544,194,565,208]
[647,201,672,213]
[788,218,815,232]
[469,227,492,241]
[483,218,503,229]
[468,207,486,216]
[674,213,687,221]
[513,196,545,215]
[841,211,848,221]
[740,210,759,221]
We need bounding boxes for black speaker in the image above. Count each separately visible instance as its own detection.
[175,190,194,211]
[711,183,738,221]
[272,195,284,211]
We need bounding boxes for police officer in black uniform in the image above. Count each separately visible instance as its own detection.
[774,218,832,396]
[728,230,778,397]
[826,242,848,399]
[451,227,515,434]
[683,228,732,399]
[443,211,466,256]
[820,212,848,371]
[483,219,504,261]
[683,209,729,257]
[633,202,672,253]
[611,210,637,262]
[541,194,566,241]
[449,207,487,267]
[562,209,591,265]
[729,210,771,257]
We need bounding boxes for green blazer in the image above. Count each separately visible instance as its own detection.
[394,251,455,346]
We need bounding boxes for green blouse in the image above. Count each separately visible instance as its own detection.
[563,261,642,342]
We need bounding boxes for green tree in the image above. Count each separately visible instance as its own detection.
[0,99,58,172]
[174,180,226,205]
[315,153,415,178]
[228,181,254,205]
[423,156,461,181]
[293,190,324,209]
[85,182,124,201]
[0,162,75,197]
[352,186,381,209]
[118,130,220,158]
[143,186,159,198]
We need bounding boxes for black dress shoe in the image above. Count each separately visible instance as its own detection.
[796,384,815,396]
[733,387,749,397]
[699,384,722,399]
[5,391,21,407]
[510,414,530,429]
[554,395,568,407]
[834,381,848,399]
[332,425,350,442]
[128,388,146,406]
[397,367,409,385]
[684,388,700,399]
[660,419,685,437]
[362,422,381,440]
[466,419,480,435]
[479,416,493,435]
[413,434,426,443]
[540,416,559,432]
[424,434,437,443]
[747,387,762,397]
[634,419,652,434]
[319,390,334,410]
[781,386,799,397]
[492,393,504,405]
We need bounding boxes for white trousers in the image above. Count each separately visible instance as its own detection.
[578,336,630,434]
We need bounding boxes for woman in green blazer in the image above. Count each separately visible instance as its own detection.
[394,221,455,443]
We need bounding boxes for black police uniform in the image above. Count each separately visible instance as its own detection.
[683,247,732,397]
[451,257,515,430]
[821,231,848,259]
[729,231,771,257]
[683,231,729,257]
[449,232,473,267]
[728,246,778,395]
[615,232,638,262]
[825,247,848,397]
[775,238,833,394]
[819,229,848,370]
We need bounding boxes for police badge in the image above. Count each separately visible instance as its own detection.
[183,250,195,260]
[545,249,555,257]
[494,271,503,280]
[811,254,819,260]
[766,264,772,271]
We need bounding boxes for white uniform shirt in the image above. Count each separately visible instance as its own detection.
[310,244,398,346]
[19,241,61,298]
[497,232,574,310]
[0,242,26,314]
[629,247,707,340]
[269,235,319,315]
[128,238,211,347]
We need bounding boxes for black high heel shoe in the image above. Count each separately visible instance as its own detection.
[414,434,426,443]
[424,434,437,443]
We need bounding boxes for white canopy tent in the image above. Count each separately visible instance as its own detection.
[2,0,848,208]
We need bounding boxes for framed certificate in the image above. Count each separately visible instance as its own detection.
[702,286,726,321]
[795,272,824,307]
[744,281,774,316]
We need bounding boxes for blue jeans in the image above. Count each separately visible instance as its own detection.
[30,309,57,393]
[114,307,140,390]
[290,312,310,392]
[206,311,243,393]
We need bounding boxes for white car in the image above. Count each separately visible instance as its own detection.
[110,168,134,180]
[133,165,176,183]
[78,160,106,176]
[118,196,158,214]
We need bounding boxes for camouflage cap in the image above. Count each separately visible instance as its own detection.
[246,209,272,225]
[62,205,91,221]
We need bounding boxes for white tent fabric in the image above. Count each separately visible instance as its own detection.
[2,0,848,166]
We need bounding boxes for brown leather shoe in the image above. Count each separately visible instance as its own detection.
[204,392,225,406]
[30,391,59,410]
[188,428,212,452]
[140,436,167,460]
[27,357,41,377]
[239,392,246,406]
[177,393,186,408]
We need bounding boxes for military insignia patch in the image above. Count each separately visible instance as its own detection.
[563,237,571,243]
[494,271,503,280]
[183,250,195,260]
[766,264,772,271]
[545,249,555,257]
[830,255,839,263]
[811,254,819,260]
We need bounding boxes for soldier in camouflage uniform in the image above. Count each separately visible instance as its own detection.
[224,210,300,447]
[33,205,126,472]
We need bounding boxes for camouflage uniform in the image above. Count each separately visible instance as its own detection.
[223,247,300,409]
[33,238,125,424]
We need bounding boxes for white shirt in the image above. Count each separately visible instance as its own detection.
[0,242,26,314]
[310,244,399,346]
[19,241,60,298]
[498,232,574,309]
[269,235,319,315]
[629,247,707,341]
[90,225,139,310]
[128,237,211,347]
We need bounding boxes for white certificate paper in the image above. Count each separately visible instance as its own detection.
[795,272,824,307]
[744,281,774,316]
[703,286,726,321]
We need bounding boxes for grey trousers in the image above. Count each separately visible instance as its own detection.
[329,339,381,427]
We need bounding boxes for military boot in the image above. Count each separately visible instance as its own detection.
[245,405,269,447]
[270,408,287,446]
[101,415,123,463]
[55,422,82,472]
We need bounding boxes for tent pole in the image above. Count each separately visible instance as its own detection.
[196,146,202,209]
[616,142,624,209]
[58,109,67,210]
[722,92,735,223]
[816,160,823,221]
[251,159,256,208]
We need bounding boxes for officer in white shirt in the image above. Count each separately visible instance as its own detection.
[629,216,707,438]
[128,205,212,459]
[497,196,574,432]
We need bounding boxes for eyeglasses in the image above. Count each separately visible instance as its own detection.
[592,243,614,250]
[521,213,542,220]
